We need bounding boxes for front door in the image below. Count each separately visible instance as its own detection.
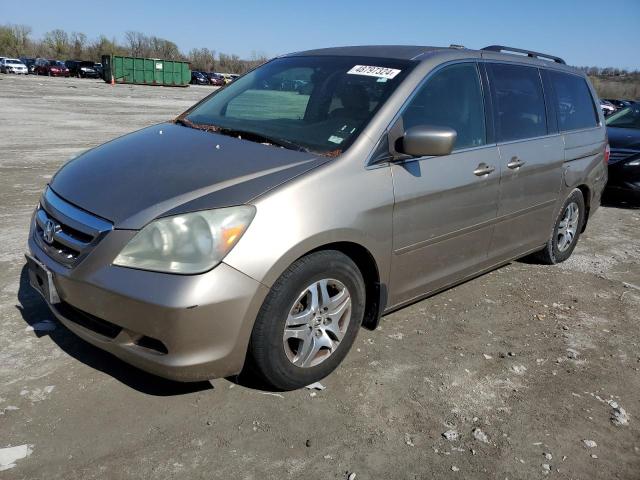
[389,62,500,306]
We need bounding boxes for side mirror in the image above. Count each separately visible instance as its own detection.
[397,125,457,157]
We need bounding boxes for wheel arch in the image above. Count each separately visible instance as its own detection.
[304,241,385,331]
[576,184,591,232]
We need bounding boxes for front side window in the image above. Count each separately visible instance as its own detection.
[549,71,598,131]
[402,63,486,150]
[488,64,548,142]
[185,56,415,154]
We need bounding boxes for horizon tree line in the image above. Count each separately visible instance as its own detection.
[0,23,268,74]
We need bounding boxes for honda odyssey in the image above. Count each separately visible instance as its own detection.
[27,45,608,390]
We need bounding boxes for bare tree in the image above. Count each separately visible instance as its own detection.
[43,29,70,58]
[188,48,216,72]
[218,53,244,74]
[0,24,32,57]
[70,32,87,59]
[85,35,121,62]
[124,31,149,57]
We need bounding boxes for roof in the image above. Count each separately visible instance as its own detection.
[286,45,448,60]
[285,45,574,71]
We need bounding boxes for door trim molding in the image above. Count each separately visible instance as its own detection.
[394,198,556,255]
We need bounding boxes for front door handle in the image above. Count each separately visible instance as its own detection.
[507,157,526,169]
[473,163,495,176]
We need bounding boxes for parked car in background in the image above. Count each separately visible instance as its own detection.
[65,60,100,78]
[216,72,234,84]
[600,99,616,116]
[26,44,607,390]
[205,72,225,86]
[94,63,104,79]
[604,99,633,110]
[190,71,210,85]
[605,104,640,201]
[0,58,28,74]
[34,59,70,77]
[20,57,36,74]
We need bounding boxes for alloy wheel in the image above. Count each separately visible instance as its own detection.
[557,201,580,252]
[283,279,352,368]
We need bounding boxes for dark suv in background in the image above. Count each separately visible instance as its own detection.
[20,57,36,74]
[65,60,100,78]
[605,103,640,201]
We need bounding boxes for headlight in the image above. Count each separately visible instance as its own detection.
[113,206,255,274]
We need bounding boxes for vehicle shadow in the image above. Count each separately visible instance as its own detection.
[16,264,213,396]
[225,363,283,393]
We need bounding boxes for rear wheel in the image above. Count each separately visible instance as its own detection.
[248,250,365,390]
[531,189,585,264]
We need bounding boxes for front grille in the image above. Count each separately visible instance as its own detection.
[33,187,113,267]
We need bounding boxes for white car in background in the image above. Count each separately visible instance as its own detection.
[1,58,28,74]
[599,99,616,116]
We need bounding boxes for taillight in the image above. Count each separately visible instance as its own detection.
[604,144,610,164]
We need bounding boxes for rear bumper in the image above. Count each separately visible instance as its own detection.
[28,230,269,381]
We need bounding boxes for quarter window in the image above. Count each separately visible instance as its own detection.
[488,64,548,142]
[402,63,486,150]
[548,71,598,131]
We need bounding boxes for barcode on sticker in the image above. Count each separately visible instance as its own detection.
[347,65,401,79]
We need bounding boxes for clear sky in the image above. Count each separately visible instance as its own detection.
[2,0,639,69]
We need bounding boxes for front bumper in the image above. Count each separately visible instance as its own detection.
[27,227,269,381]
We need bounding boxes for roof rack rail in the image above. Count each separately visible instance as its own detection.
[481,45,566,65]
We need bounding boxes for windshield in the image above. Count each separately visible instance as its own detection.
[183,55,415,154]
[606,104,640,129]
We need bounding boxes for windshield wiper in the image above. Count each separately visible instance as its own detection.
[217,128,310,153]
[175,117,309,153]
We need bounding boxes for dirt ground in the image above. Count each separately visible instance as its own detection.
[1,74,639,479]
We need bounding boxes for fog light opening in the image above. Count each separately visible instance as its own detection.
[135,336,169,355]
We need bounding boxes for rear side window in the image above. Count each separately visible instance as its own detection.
[402,63,486,150]
[548,71,598,131]
[488,64,547,142]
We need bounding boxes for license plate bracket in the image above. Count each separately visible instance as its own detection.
[25,254,60,305]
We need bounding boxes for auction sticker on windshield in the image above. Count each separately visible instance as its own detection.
[347,65,401,79]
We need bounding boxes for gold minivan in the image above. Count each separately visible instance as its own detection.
[27,45,608,389]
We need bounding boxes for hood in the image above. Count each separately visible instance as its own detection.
[50,123,328,229]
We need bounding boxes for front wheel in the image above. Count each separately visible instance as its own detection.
[248,250,366,390]
[531,189,586,264]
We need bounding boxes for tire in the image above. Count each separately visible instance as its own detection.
[248,250,366,390]
[530,189,586,265]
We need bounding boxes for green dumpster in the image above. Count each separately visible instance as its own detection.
[102,55,190,87]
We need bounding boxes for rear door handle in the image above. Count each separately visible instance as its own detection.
[507,157,526,169]
[473,163,495,176]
